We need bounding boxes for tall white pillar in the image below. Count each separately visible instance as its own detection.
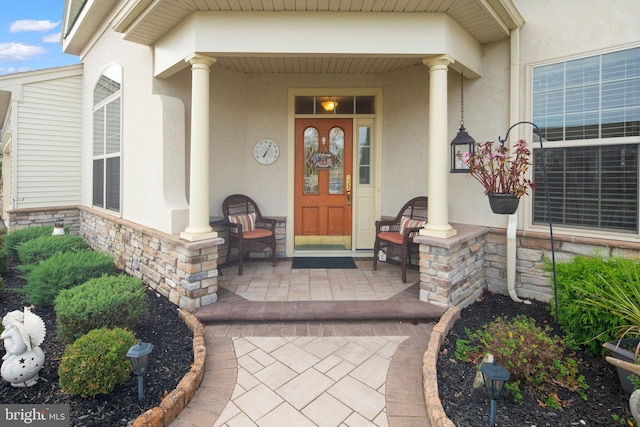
[181,54,217,242]
[420,56,457,239]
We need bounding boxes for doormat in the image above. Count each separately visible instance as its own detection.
[292,257,357,269]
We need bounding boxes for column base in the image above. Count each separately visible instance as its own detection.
[180,230,218,242]
[419,289,450,308]
[419,224,457,239]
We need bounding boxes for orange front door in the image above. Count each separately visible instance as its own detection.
[295,118,353,248]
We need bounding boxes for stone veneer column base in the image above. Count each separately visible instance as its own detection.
[78,207,224,311]
[415,224,488,308]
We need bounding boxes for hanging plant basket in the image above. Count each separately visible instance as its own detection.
[488,193,520,215]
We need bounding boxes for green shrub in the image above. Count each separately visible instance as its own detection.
[566,256,640,351]
[0,248,6,276]
[456,315,588,408]
[17,234,89,267]
[58,327,137,397]
[23,249,116,306]
[55,275,149,343]
[4,225,55,258]
[549,255,632,356]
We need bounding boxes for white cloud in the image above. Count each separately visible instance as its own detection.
[0,42,45,62]
[10,20,60,33]
[43,32,61,43]
[0,66,31,75]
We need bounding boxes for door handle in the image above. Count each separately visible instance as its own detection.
[346,175,351,205]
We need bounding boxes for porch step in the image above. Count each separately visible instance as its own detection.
[194,296,447,323]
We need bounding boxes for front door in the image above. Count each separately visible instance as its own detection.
[295,118,353,250]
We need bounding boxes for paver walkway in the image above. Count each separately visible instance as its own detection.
[170,259,444,427]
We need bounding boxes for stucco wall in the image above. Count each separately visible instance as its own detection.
[209,66,443,220]
[449,0,640,240]
[78,1,640,246]
[82,30,192,235]
[448,39,512,229]
[80,18,508,238]
[515,0,640,65]
[85,40,444,236]
[381,66,430,214]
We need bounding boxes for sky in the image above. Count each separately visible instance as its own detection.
[0,0,80,75]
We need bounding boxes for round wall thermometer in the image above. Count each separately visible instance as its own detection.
[253,139,280,165]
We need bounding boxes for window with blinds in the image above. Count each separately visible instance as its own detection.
[534,47,640,141]
[533,145,638,232]
[92,65,122,212]
[532,47,640,233]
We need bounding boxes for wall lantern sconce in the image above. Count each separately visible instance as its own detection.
[480,361,510,427]
[127,340,154,402]
[451,71,475,173]
[52,219,65,236]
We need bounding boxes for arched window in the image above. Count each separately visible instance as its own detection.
[92,64,121,211]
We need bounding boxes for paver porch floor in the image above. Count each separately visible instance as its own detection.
[172,258,444,427]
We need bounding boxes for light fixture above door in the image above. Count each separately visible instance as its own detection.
[321,97,338,111]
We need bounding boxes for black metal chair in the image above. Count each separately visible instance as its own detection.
[222,194,276,275]
[372,196,428,283]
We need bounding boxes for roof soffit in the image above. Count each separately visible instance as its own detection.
[153,11,485,78]
[63,0,524,74]
[62,0,120,56]
[111,0,524,46]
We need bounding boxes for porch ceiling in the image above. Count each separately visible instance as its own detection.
[65,0,524,75]
[210,56,426,75]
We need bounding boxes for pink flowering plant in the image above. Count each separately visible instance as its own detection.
[460,139,535,197]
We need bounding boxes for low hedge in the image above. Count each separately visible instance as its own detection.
[17,234,88,267]
[4,225,55,259]
[23,249,116,306]
[55,274,149,343]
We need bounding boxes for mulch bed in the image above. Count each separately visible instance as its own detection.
[0,260,193,427]
[437,292,635,426]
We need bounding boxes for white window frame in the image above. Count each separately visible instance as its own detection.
[92,65,122,213]
[526,43,640,241]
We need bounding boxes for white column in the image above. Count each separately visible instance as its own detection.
[420,56,457,239]
[180,54,217,242]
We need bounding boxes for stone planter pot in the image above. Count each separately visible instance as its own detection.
[487,193,520,215]
[603,339,640,394]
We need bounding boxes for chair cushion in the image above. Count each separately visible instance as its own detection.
[400,216,426,237]
[243,228,273,239]
[377,231,404,245]
[228,213,256,231]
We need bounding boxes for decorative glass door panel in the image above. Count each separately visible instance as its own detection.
[303,127,319,194]
[328,127,344,195]
[295,119,353,249]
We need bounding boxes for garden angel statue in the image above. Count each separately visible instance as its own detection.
[1,307,46,387]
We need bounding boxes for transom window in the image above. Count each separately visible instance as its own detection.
[295,96,375,115]
[532,46,640,233]
[92,65,122,212]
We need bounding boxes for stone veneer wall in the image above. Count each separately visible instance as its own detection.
[417,224,640,308]
[416,225,488,308]
[6,206,80,233]
[78,207,223,311]
[485,228,640,302]
[8,207,640,310]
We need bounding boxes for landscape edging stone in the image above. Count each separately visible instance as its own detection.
[131,308,205,427]
[423,305,460,427]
